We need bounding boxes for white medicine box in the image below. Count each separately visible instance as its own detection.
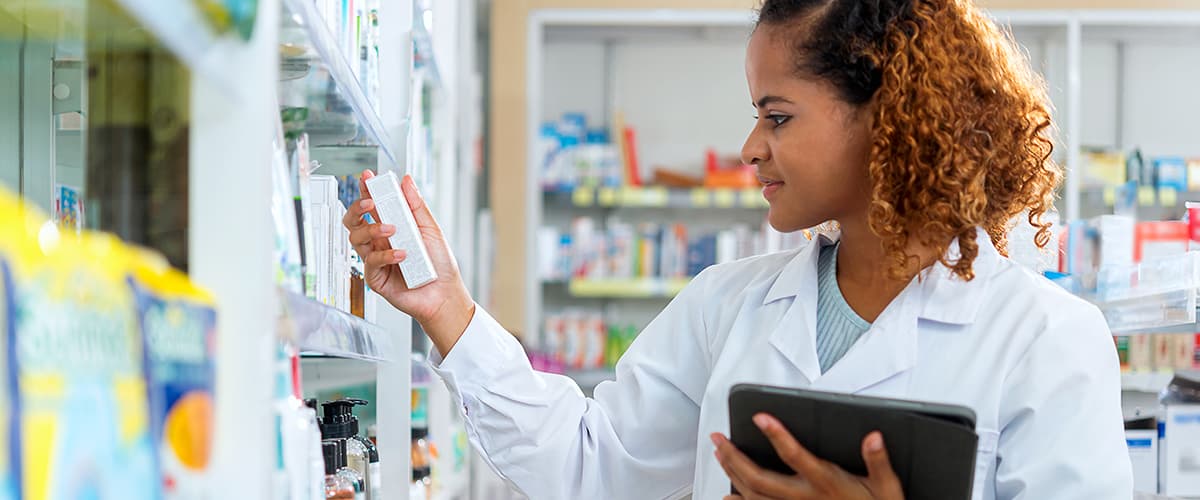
[1161,405,1200,496]
[1125,424,1157,494]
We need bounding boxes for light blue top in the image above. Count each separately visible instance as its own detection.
[816,242,872,373]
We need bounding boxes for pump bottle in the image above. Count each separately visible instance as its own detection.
[320,399,374,500]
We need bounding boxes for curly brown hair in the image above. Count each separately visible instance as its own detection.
[759,0,1060,281]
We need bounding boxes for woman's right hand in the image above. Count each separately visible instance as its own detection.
[342,169,475,357]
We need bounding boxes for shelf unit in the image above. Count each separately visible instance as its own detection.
[1,0,480,496]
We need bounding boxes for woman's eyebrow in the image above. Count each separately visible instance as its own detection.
[754,95,794,109]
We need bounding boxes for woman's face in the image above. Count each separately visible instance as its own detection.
[742,25,875,233]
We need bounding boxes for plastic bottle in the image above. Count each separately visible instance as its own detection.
[305,399,327,500]
[334,439,366,500]
[323,441,355,500]
[320,400,372,500]
[412,427,434,500]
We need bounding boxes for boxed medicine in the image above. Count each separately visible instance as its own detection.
[1160,404,1200,496]
[1125,417,1158,494]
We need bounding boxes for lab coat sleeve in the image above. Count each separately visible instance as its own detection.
[993,304,1134,499]
[428,269,717,500]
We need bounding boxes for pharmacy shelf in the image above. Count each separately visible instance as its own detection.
[550,278,692,298]
[113,0,251,102]
[544,186,770,210]
[1080,185,1198,209]
[310,144,380,177]
[282,289,395,362]
[1052,253,1200,334]
[300,356,378,392]
[1122,370,1175,393]
[566,368,616,389]
[1114,316,1200,336]
[280,0,400,168]
[413,13,444,90]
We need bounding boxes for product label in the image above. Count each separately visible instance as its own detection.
[14,254,158,500]
[132,274,217,499]
[412,386,429,428]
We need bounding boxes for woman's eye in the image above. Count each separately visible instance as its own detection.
[769,115,790,126]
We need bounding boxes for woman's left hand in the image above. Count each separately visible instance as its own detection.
[711,414,904,500]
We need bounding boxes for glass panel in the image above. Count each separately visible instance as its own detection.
[0,0,192,269]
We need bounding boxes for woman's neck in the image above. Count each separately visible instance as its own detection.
[832,220,940,323]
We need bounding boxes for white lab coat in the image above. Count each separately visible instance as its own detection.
[430,229,1133,500]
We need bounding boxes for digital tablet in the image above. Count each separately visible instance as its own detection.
[728,384,979,500]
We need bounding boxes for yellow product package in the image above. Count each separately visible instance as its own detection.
[128,251,217,499]
[0,186,28,499]
[9,230,159,500]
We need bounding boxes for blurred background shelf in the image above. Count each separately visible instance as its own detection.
[1122,370,1176,393]
[1052,252,1200,334]
[544,186,769,210]
[548,277,692,298]
[565,368,616,390]
[113,0,253,101]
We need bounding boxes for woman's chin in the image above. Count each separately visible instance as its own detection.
[766,211,819,234]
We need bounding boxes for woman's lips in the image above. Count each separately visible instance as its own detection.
[757,174,783,200]
[762,181,783,199]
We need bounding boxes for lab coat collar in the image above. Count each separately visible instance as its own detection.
[762,227,999,325]
[918,228,1000,325]
[762,227,1000,392]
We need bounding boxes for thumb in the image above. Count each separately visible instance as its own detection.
[401,174,440,231]
[862,432,903,499]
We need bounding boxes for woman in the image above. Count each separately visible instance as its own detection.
[344,0,1133,498]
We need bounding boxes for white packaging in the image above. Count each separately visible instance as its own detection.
[537,227,562,280]
[336,203,351,312]
[364,171,438,288]
[1097,215,1135,268]
[1161,404,1200,496]
[310,175,338,306]
[1126,427,1158,493]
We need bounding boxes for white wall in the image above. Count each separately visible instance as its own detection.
[1121,44,1200,158]
[543,38,751,176]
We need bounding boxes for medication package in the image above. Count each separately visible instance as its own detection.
[130,254,218,499]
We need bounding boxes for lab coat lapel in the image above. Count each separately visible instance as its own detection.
[763,232,831,384]
[814,228,999,393]
[812,284,920,394]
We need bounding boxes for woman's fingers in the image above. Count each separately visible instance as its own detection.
[753,414,827,486]
[344,197,375,229]
[401,174,442,235]
[350,223,395,247]
[861,432,903,500]
[712,433,799,500]
[364,248,406,270]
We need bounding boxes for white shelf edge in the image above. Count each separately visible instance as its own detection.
[1122,371,1175,393]
[299,356,378,393]
[282,0,402,169]
[114,0,250,103]
[282,288,395,362]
